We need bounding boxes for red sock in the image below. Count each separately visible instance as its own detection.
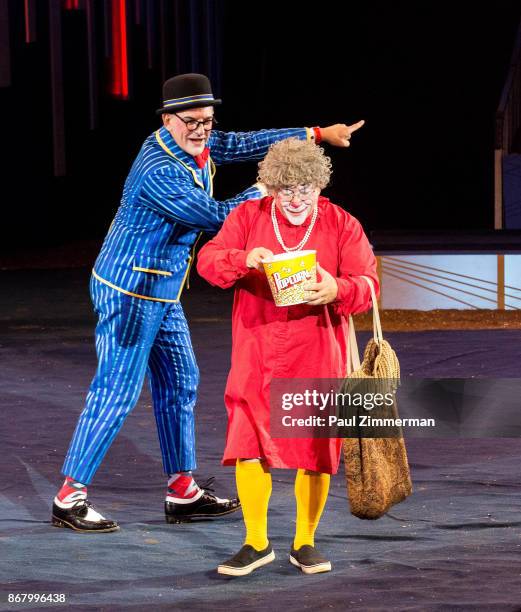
[166,473,200,500]
[55,476,87,507]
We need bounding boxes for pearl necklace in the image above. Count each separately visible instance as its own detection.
[271,200,318,252]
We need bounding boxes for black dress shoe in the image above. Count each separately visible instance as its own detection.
[52,500,119,533]
[217,543,275,576]
[289,545,332,574]
[164,477,241,523]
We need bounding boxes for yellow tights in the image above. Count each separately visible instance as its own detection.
[293,468,330,549]
[235,460,330,551]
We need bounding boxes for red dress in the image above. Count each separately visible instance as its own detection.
[196,196,378,474]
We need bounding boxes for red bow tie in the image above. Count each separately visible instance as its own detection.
[194,147,210,169]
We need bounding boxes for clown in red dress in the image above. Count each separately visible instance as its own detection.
[197,137,377,576]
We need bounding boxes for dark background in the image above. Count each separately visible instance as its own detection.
[1,0,520,254]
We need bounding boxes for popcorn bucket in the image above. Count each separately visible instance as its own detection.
[262,250,317,307]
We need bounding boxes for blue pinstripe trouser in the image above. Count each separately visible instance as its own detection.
[62,276,199,485]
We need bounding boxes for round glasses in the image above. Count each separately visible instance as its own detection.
[277,185,314,202]
[172,113,217,132]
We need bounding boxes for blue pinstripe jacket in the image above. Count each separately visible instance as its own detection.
[92,125,308,302]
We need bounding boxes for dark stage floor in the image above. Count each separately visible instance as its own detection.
[1,269,521,611]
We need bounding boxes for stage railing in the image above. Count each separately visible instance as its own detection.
[495,20,521,229]
[377,255,521,310]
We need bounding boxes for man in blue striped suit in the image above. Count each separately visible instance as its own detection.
[51,73,363,532]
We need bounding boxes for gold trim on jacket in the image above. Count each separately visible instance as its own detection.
[92,267,189,303]
[154,130,214,197]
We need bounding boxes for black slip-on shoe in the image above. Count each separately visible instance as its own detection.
[217,543,275,576]
[52,500,119,533]
[289,545,332,574]
[165,477,240,523]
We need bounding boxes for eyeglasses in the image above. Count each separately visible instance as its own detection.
[277,184,315,202]
[172,113,217,132]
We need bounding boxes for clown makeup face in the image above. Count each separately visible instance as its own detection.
[274,184,320,226]
[162,106,215,156]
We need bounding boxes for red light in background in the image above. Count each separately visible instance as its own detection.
[24,0,30,42]
[110,0,129,99]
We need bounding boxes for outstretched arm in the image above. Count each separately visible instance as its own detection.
[208,121,366,164]
[208,127,307,164]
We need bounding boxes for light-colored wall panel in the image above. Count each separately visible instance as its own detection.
[380,254,521,310]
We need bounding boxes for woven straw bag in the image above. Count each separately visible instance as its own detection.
[342,275,412,519]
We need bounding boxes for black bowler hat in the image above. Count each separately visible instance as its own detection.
[156,73,222,115]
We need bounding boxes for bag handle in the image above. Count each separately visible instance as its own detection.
[346,276,381,374]
[360,275,383,344]
[347,316,360,373]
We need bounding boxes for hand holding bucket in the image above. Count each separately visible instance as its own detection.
[246,247,274,271]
